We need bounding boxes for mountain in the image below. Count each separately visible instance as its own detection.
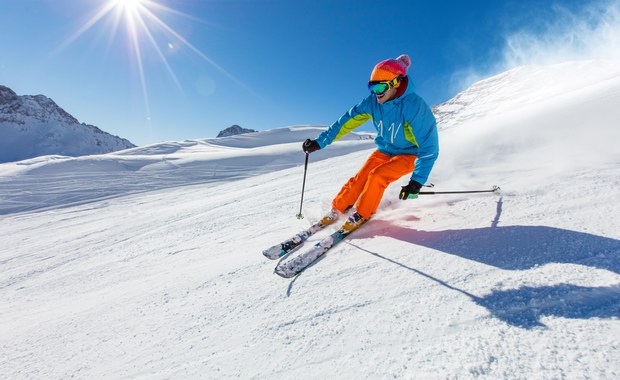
[216,124,257,137]
[0,60,619,379]
[0,85,135,163]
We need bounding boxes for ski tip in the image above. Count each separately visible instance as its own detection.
[492,185,501,192]
[274,268,297,279]
[262,246,286,260]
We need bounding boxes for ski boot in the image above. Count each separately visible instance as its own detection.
[320,208,340,226]
[342,211,366,232]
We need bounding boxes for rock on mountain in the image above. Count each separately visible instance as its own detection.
[0,85,135,163]
[216,124,257,138]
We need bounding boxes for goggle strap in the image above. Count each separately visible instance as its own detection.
[368,75,403,95]
[389,76,401,88]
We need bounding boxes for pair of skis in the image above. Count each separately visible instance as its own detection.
[263,219,353,278]
[264,185,501,278]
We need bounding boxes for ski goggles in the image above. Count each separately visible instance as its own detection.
[368,76,401,95]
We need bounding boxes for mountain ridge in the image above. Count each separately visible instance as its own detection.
[0,85,135,163]
[216,124,257,138]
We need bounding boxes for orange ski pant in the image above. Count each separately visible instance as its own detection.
[332,150,416,219]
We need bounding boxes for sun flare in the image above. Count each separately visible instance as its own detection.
[57,0,244,125]
[112,0,146,11]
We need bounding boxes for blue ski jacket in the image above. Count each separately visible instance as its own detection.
[315,77,439,185]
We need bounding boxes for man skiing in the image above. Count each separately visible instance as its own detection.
[302,54,439,232]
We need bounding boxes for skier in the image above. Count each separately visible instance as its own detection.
[302,54,439,232]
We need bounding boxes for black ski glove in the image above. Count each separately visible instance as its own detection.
[399,180,423,200]
[302,139,320,154]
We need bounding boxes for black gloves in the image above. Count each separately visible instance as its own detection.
[302,139,320,154]
[399,180,422,200]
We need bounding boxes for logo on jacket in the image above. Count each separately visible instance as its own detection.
[376,120,401,144]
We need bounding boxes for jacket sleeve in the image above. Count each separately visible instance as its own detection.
[315,96,374,148]
[410,102,439,185]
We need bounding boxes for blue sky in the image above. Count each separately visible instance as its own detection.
[1,0,619,146]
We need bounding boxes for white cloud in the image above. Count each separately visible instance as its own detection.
[502,0,620,67]
[449,0,620,98]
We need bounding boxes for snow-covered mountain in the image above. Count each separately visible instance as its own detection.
[216,124,257,137]
[0,85,135,163]
[0,60,618,379]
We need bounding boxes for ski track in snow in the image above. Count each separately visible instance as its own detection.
[1,61,619,379]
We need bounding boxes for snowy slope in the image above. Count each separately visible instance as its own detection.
[0,60,619,379]
[0,85,135,163]
[0,126,374,215]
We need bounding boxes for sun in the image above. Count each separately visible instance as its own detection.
[112,0,146,11]
[56,0,245,127]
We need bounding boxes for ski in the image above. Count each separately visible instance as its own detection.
[262,220,331,260]
[274,227,352,278]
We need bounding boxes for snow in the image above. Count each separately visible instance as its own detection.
[1,60,619,379]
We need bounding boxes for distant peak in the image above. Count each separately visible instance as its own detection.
[0,85,79,124]
[29,94,79,124]
[0,85,135,163]
[0,85,18,105]
[217,125,257,138]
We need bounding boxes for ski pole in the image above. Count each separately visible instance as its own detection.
[296,153,310,219]
[418,185,501,195]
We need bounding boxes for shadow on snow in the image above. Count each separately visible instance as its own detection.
[350,197,620,328]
